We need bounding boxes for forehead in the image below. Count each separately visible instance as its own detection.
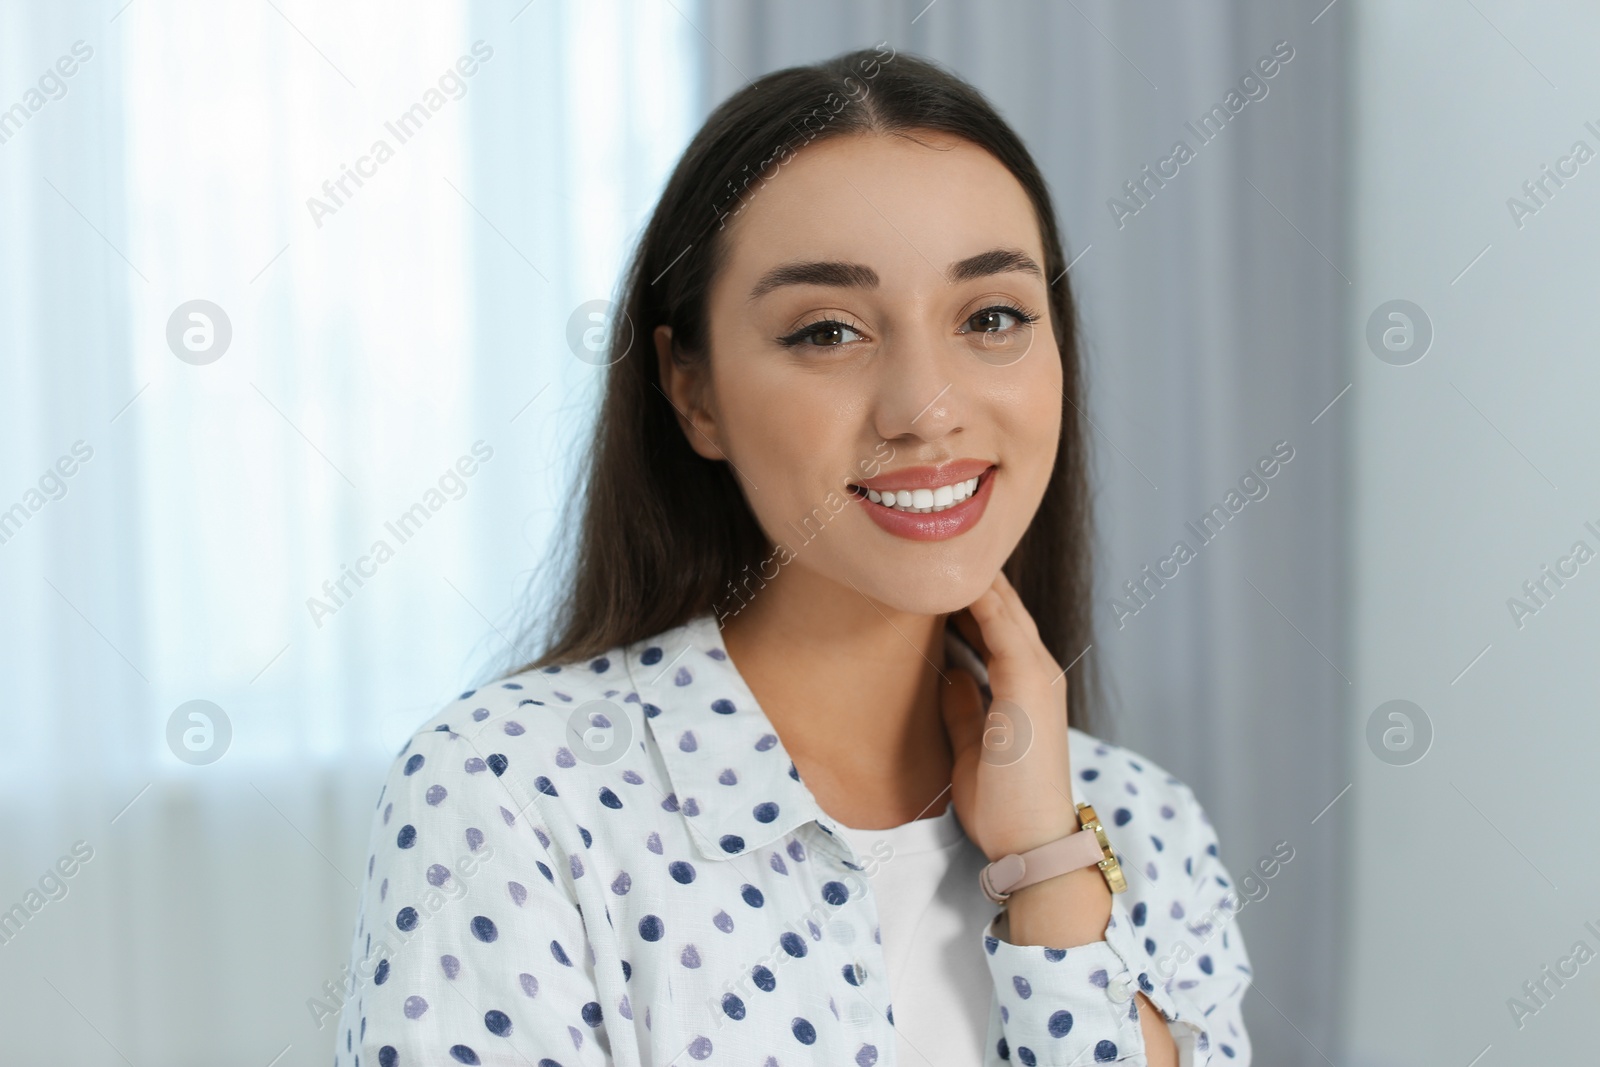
[714,130,1045,292]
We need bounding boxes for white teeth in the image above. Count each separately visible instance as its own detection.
[858,475,983,514]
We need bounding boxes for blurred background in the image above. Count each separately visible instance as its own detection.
[2,1,1595,1063]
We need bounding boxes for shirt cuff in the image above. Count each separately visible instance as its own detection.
[1171,1019,1197,1067]
[981,894,1195,1066]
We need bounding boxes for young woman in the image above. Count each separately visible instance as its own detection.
[333,46,1252,1067]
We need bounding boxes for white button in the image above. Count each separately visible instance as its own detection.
[1107,972,1135,1003]
[854,960,869,982]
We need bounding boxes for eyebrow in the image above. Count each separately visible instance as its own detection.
[747,247,1043,301]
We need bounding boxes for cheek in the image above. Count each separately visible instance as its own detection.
[726,384,829,470]
[715,369,858,514]
[995,362,1063,459]
[1029,340,1066,403]
[1026,352,1065,445]
[715,361,793,456]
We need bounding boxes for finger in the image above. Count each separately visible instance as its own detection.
[949,608,990,661]
[938,667,986,754]
[973,569,1053,669]
[976,569,1025,626]
[965,580,1035,668]
[990,568,1042,642]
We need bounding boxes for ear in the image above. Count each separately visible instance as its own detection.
[655,324,727,461]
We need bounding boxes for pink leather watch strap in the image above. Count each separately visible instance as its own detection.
[980,827,1105,903]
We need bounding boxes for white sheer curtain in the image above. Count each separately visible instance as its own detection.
[0,2,699,1063]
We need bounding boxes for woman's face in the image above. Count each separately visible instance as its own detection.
[660,129,1064,616]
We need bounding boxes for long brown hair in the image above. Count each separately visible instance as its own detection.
[499,45,1105,734]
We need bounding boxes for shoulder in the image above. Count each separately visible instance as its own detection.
[1068,732,1255,1034]
[1067,726,1221,888]
[378,640,646,811]
[414,646,638,748]
[1067,725,1204,813]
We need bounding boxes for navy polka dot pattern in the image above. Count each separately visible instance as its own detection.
[332,612,1251,1065]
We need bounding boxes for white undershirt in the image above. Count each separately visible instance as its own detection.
[831,800,997,1067]
[826,629,1197,1065]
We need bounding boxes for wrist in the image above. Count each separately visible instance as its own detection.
[979,800,1127,907]
[1002,864,1113,948]
[983,807,1079,862]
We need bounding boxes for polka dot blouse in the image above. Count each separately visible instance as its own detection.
[331,612,1253,1066]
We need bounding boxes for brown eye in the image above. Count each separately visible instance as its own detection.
[777,320,865,348]
[962,305,1037,334]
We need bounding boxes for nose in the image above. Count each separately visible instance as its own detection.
[870,333,965,444]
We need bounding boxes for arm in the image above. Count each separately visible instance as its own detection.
[982,784,1255,1066]
[1154,783,1255,1064]
[331,724,619,1066]
[1002,865,1178,1066]
[944,572,1251,1064]
[981,873,1178,1067]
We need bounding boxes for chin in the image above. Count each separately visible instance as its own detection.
[840,563,1000,617]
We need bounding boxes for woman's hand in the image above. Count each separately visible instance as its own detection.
[939,568,1079,863]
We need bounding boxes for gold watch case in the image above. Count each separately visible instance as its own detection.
[1075,802,1128,893]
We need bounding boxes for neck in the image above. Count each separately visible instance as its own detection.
[718,564,954,830]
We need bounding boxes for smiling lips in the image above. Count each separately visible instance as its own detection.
[847,460,997,541]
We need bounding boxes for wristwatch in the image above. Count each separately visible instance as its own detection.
[979,802,1128,904]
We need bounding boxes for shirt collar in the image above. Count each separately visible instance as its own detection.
[625,612,834,862]
[624,612,1005,863]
